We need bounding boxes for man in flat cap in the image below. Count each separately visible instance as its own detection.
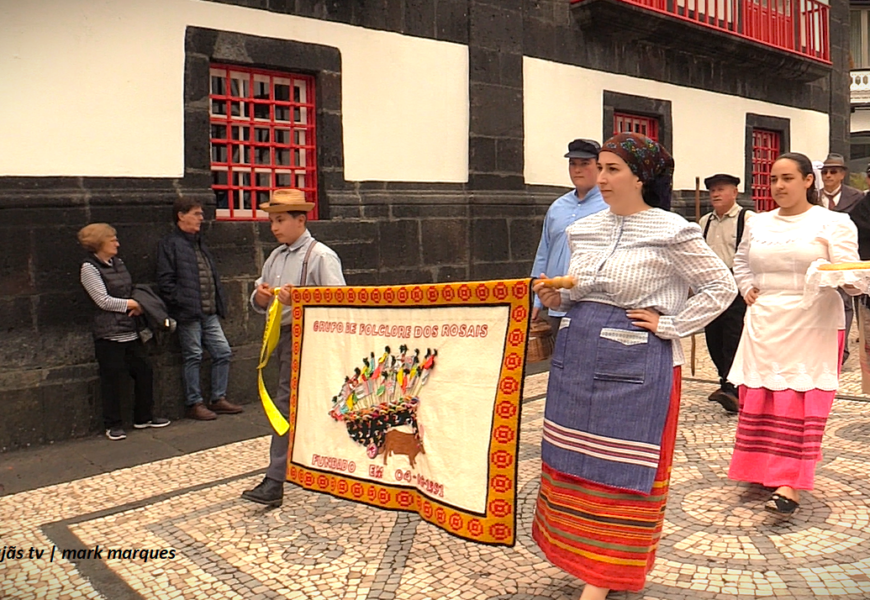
[819,152,863,364]
[699,174,754,413]
[531,139,607,332]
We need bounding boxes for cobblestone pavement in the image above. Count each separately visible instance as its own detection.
[2,338,870,600]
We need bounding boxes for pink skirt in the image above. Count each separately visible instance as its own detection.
[728,331,843,491]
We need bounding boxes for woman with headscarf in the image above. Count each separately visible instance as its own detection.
[533,133,736,599]
[727,152,864,515]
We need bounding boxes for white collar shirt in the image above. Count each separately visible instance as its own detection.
[822,186,842,209]
[250,230,346,325]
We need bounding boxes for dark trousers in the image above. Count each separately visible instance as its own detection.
[266,326,293,482]
[840,288,854,364]
[94,339,154,429]
[704,294,746,396]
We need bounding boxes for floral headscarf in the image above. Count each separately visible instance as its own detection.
[602,133,675,210]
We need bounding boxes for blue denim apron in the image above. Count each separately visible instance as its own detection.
[541,301,673,494]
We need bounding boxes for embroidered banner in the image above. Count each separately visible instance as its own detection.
[284,279,532,546]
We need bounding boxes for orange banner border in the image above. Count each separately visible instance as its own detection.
[285,278,532,546]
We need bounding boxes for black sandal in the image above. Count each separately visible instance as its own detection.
[765,493,799,515]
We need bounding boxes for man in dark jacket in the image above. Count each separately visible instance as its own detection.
[848,165,870,394]
[157,198,243,420]
[850,164,870,260]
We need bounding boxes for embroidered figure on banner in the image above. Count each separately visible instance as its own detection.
[328,345,437,467]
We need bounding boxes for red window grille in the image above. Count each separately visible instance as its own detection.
[751,128,781,212]
[613,113,660,142]
[209,65,317,221]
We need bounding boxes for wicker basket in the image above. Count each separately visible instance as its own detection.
[527,319,555,363]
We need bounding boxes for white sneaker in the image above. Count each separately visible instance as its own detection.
[133,418,171,429]
[105,427,127,441]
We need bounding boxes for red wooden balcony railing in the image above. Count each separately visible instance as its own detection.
[570,0,830,63]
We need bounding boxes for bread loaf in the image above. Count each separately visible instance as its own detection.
[817,261,870,271]
[539,276,576,289]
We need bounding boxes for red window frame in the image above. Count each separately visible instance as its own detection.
[209,65,318,221]
[751,128,781,212]
[613,112,660,142]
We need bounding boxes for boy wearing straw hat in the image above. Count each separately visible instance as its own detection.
[241,189,346,507]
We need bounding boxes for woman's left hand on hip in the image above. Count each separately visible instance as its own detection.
[626,308,659,333]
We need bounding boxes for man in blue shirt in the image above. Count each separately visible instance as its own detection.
[531,139,607,330]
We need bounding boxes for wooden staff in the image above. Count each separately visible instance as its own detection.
[691,176,701,376]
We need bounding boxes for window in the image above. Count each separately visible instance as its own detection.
[751,128,781,212]
[613,112,660,141]
[209,65,317,220]
[603,92,671,152]
[852,9,870,69]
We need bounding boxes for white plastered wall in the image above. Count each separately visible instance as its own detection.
[0,0,469,182]
[851,108,870,133]
[524,57,830,192]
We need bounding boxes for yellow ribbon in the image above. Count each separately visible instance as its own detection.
[258,289,290,435]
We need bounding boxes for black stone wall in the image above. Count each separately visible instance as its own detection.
[0,0,851,449]
[829,0,852,157]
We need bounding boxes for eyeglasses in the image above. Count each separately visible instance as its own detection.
[821,168,844,175]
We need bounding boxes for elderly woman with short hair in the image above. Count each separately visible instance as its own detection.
[533,133,736,599]
[78,223,169,440]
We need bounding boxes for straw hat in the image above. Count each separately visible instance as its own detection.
[260,188,315,213]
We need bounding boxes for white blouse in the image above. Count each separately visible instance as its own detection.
[558,208,737,366]
[728,205,861,391]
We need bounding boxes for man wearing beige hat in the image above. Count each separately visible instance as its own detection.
[242,188,346,507]
[819,153,863,213]
[819,152,863,364]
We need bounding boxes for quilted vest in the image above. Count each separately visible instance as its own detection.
[83,256,137,340]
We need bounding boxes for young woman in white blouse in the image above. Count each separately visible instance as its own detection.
[533,133,735,600]
[728,152,862,515]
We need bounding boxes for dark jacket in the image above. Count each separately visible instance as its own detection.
[156,227,227,322]
[849,191,870,260]
[83,256,137,340]
[832,185,864,214]
[132,285,172,331]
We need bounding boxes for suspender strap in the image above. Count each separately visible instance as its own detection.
[735,207,748,251]
[702,208,749,252]
[299,240,318,286]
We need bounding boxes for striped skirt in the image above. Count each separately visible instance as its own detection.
[727,331,843,491]
[532,367,681,592]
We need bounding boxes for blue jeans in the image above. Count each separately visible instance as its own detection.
[178,314,232,407]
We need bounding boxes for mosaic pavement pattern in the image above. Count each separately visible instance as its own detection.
[3,362,870,600]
